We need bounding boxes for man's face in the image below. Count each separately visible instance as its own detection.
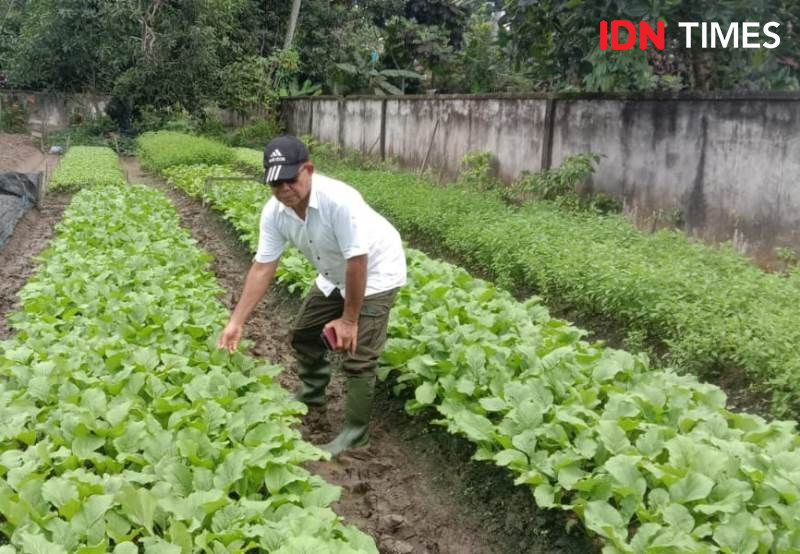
[270,162,313,209]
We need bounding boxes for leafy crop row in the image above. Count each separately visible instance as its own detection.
[0,181,376,551]
[303,152,800,420]
[163,161,800,553]
[215,140,800,419]
[48,146,126,190]
[231,148,263,177]
[137,132,234,172]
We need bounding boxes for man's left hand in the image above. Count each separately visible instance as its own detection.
[324,318,359,355]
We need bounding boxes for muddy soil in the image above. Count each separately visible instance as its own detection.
[123,157,597,554]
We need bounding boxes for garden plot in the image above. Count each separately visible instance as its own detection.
[0,147,388,552]
[0,181,378,552]
[140,132,800,553]
[123,155,586,554]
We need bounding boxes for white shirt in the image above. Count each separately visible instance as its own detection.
[255,172,406,298]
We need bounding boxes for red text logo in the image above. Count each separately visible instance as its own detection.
[600,20,665,51]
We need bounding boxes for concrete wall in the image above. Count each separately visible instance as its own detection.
[216,105,273,127]
[0,91,277,130]
[548,99,800,255]
[1,91,109,129]
[314,99,341,146]
[384,97,549,180]
[342,99,382,154]
[282,94,800,261]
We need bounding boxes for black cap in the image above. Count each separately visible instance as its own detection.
[263,135,310,184]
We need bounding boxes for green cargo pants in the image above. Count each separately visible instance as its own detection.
[290,285,398,378]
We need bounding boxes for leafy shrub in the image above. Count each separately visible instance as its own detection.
[46,116,136,156]
[132,105,199,134]
[228,117,284,149]
[522,153,599,200]
[131,105,170,133]
[504,153,620,213]
[137,131,234,171]
[456,151,620,214]
[67,112,116,134]
[48,146,126,190]
[457,151,498,191]
[195,109,229,142]
[162,115,197,134]
[776,246,799,270]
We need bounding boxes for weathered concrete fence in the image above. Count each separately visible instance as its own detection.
[282,93,800,261]
[0,90,264,131]
[0,90,109,129]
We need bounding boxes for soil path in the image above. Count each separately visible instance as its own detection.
[0,132,59,174]
[123,157,598,554]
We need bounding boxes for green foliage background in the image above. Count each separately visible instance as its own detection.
[1,0,796,122]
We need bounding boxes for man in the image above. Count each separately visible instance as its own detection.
[218,134,406,456]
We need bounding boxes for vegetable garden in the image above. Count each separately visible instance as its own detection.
[0,132,798,553]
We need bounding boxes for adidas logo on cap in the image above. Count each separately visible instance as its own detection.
[269,149,286,163]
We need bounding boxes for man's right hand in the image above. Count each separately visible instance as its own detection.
[218,321,243,352]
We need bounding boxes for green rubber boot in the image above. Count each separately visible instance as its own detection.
[322,374,375,456]
[294,363,332,407]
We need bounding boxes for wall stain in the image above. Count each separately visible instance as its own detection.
[684,115,708,232]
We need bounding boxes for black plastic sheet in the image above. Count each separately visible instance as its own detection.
[0,172,41,249]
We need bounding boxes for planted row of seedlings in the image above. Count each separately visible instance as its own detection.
[48,146,127,190]
[234,139,800,420]
[139,130,800,553]
[0,147,377,552]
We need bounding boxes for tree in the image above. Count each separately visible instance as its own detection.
[283,0,302,49]
[0,0,27,86]
[381,16,454,93]
[500,0,800,92]
[4,0,128,91]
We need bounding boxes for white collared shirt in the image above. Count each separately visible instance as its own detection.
[255,172,406,298]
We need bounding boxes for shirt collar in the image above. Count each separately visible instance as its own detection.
[308,176,320,210]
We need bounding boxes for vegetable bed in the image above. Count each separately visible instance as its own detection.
[206,138,800,420]
[161,158,800,554]
[48,146,126,190]
[0,149,376,552]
